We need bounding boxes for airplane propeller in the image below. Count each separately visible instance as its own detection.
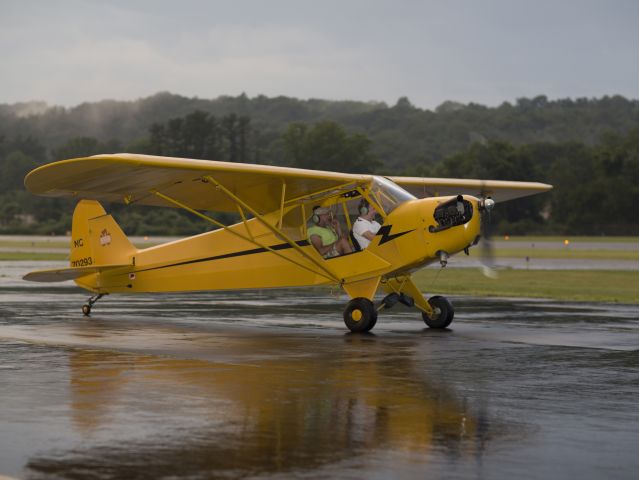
[478,193,498,278]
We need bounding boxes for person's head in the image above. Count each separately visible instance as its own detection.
[312,206,331,225]
[358,199,376,219]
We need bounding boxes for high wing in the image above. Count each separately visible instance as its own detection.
[388,177,552,202]
[25,154,552,212]
[25,154,370,213]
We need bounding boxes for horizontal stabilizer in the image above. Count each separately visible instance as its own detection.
[23,264,130,283]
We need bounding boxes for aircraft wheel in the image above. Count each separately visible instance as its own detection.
[82,304,91,316]
[344,298,378,333]
[423,296,454,329]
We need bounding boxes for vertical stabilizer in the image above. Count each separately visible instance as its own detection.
[70,200,105,267]
[71,200,136,267]
[23,200,134,290]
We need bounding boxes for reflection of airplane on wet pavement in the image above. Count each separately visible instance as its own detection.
[26,333,493,477]
[23,154,550,331]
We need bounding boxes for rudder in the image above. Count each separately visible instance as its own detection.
[71,200,136,267]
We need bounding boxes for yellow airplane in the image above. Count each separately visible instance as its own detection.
[23,153,551,332]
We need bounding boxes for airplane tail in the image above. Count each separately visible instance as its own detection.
[71,200,136,268]
[23,200,135,288]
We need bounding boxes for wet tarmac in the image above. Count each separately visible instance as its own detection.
[1,263,639,479]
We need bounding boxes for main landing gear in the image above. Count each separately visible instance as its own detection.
[343,298,378,333]
[82,293,105,316]
[342,292,454,333]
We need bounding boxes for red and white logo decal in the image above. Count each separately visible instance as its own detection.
[100,229,112,246]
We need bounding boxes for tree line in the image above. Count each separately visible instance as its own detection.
[2,92,638,170]
[1,106,638,235]
[432,131,639,234]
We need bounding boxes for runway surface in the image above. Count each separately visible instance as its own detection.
[1,264,638,479]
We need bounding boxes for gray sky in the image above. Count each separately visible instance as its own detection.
[2,0,638,109]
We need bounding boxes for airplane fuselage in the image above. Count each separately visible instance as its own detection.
[76,195,482,298]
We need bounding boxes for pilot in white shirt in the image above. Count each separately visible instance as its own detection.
[352,199,381,249]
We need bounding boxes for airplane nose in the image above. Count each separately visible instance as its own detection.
[429,195,475,233]
[417,195,482,256]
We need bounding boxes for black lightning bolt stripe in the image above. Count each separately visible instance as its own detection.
[376,225,414,246]
[133,240,311,274]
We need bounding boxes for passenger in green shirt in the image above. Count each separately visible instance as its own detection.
[308,206,353,259]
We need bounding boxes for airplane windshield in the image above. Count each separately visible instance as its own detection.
[369,176,416,215]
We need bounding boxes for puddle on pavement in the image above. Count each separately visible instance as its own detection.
[1,264,638,479]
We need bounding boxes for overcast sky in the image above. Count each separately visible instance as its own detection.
[2,0,638,109]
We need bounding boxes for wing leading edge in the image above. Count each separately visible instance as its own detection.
[25,154,369,214]
[25,154,552,213]
[389,177,552,202]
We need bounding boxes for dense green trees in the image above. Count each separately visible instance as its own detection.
[1,93,639,235]
[0,136,44,192]
[282,121,379,173]
[431,130,639,234]
[51,137,122,161]
[2,92,638,169]
[145,111,254,162]
[433,141,549,233]
[547,130,639,234]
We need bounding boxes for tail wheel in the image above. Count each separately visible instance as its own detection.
[423,295,454,329]
[344,298,378,333]
[81,293,104,317]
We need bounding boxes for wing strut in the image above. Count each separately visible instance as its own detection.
[151,189,339,283]
[201,175,341,283]
[278,181,286,229]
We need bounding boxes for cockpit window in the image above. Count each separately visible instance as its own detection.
[369,176,416,215]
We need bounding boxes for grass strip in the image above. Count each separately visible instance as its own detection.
[0,240,71,249]
[413,268,639,304]
[0,252,68,261]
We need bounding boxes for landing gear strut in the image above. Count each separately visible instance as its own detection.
[82,293,105,316]
[378,292,454,329]
[379,292,414,309]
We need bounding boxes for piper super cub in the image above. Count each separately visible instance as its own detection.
[23,154,551,332]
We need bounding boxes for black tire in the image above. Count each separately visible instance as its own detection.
[82,304,91,316]
[422,295,454,329]
[343,298,378,333]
